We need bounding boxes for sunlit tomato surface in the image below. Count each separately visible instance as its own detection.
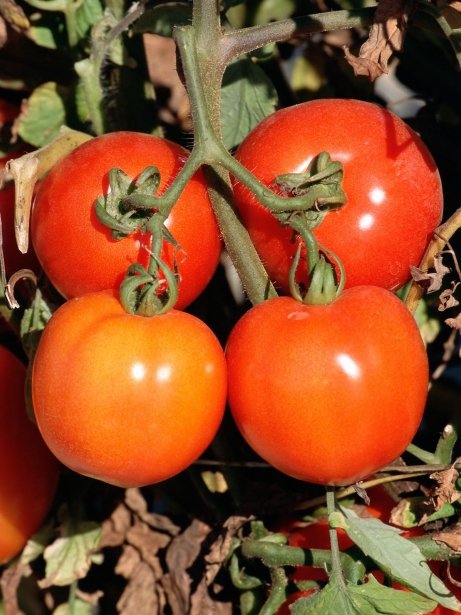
[31,132,222,309]
[233,99,443,292]
[0,346,59,563]
[226,286,429,486]
[31,291,227,488]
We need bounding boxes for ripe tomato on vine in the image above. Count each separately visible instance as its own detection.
[31,132,222,310]
[31,291,227,488]
[0,346,59,563]
[233,98,443,293]
[226,286,429,486]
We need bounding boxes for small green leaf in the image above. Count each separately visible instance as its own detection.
[27,12,67,49]
[131,3,192,36]
[16,82,67,147]
[348,575,437,614]
[340,507,461,611]
[220,57,278,150]
[20,523,55,565]
[75,0,103,41]
[291,576,359,615]
[40,507,103,588]
[291,575,437,615]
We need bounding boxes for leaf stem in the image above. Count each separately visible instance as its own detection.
[326,487,345,584]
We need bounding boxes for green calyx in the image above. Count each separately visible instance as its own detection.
[94,166,162,239]
[274,151,346,227]
[95,166,181,317]
[273,151,347,306]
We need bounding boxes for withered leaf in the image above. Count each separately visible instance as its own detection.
[126,520,168,576]
[439,284,460,311]
[0,561,31,615]
[116,559,161,615]
[190,578,232,615]
[125,488,181,535]
[115,544,141,579]
[410,254,451,293]
[343,0,413,80]
[445,313,461,331]
[100,501,132,549]
[429,467,461,509]
[162,519,212,615]
[433,520,461,553]
[204,516,251,586]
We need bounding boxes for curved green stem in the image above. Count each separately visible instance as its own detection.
[326,487,347,586]
[220,7,376,67]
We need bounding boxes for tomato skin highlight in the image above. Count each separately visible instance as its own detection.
[0,346,59,564]
[31,292,227,488]
[233,99,443,292]
[31,132,222,309]
[226,287,429,486]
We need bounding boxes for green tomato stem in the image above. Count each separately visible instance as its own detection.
[220,7,377,66]
[326,487,347,587]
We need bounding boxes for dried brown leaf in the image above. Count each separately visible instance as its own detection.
[343,0,413,80]
[204,516,250,586]
[125,488,181,535]
[433,520,461,553]
[143,33,191,130]
[115,544,141,579]
[117,559,162,615]
[411,254,451,293]
[162,519,212,615]
[100,501,132,549]
[190,578,232,615]
[0,561,31,615]
[126,520,168,577]
[0,0,29,30]
[439,284,460,311]
[445,313,461,331]
[429,467,461,509]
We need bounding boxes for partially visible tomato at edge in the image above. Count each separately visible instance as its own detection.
[31,291,228,488]
[233,98,443,293]
[31,132,222,310]
[0,345,59,564]
[226,286,429,486]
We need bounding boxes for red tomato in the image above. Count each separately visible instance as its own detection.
[226,286,428,486]
[0,346,59,563]
[31,291,227,488]
[31,132,222,309]
[233,99,443,292]
[0,99,18,125]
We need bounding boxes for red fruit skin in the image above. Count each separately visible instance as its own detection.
[31,132,222,309]
[226,287,429,486]
[233,98,443,292]
[0,346,59,564]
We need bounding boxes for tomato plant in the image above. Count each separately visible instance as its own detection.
[226,286,429,485]
[0,345,59,564]
[31,291,227,488]
[233,99,443,293]
[31,132,222,309]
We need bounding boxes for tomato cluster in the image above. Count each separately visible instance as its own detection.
[0,99,441,564]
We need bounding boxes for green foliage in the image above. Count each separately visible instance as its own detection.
[291,575,438,615]
[16,82,68,147]
[339,507,461,611]
[40,507,103,587]
[221,57,278,150]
